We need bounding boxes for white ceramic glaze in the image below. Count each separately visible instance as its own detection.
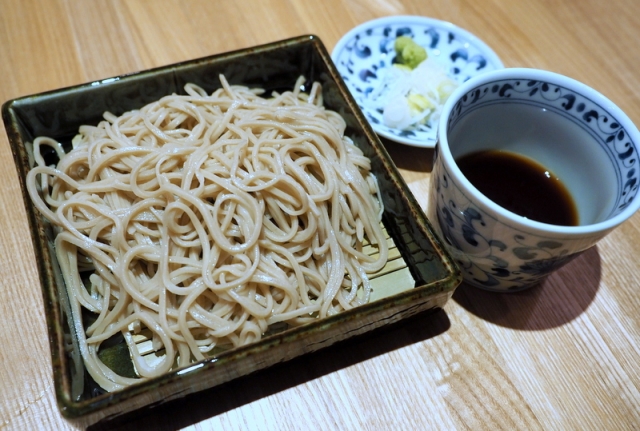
[428,68,640,291]
[331,15,504,148]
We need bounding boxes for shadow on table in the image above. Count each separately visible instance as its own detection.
[88,307,451,431]
[452,245,602,330]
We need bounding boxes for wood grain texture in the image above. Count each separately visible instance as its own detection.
[1,0,640,430]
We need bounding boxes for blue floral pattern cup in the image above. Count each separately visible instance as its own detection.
[428,68,640,291]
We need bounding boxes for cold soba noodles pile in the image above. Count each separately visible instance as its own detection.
[27,76,388,391]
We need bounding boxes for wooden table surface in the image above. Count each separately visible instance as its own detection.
[2,1,640,430]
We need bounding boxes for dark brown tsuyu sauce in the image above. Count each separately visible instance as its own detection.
[455,150,579,226]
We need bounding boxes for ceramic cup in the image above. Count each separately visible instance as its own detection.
[427,68,640,292]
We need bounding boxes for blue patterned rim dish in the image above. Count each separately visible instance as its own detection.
[331,15,503,148]
[428,68,640,291]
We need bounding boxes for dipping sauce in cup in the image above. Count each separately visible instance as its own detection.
[427,68,640,292]
[455,149,579,227]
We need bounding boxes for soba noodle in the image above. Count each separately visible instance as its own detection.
[26,75,388,391]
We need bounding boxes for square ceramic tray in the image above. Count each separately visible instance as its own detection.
[2,35,461,424]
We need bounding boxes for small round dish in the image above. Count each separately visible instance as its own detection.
[332,15,504,148]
